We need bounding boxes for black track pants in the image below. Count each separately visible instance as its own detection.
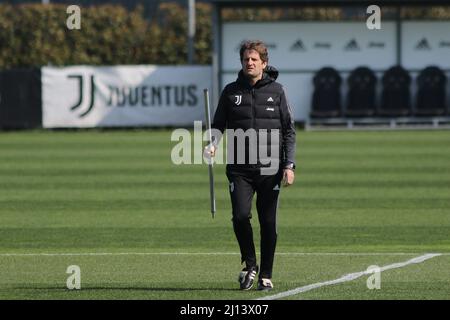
[226,167,283,279]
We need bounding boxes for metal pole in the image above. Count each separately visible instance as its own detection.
[203,89,216,218]
[188,0,196,64]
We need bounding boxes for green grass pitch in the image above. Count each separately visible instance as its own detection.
[0,129,449,299]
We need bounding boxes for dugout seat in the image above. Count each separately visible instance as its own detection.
[345,66,377,117]
[378,66,411,116]
[415,66,448,116]
[310,67,342,118]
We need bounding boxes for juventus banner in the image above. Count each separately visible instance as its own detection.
[42,65,212,128]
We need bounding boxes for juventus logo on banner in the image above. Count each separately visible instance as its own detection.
[42,65,212,128]
[67,74,96,118]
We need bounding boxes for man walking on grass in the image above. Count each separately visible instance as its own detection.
[204,40,296,291]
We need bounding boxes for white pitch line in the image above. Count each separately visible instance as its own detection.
[0,252,448,257]
[257,253,442,300]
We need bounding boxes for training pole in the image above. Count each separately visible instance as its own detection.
[203,89,216,218]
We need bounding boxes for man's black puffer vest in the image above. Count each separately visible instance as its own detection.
[212,66,296,169]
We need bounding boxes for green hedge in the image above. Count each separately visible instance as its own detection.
[2,3,448,68]
[0,2,212,68]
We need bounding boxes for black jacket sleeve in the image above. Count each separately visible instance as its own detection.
[279,87,296,167]
[210,88,228,145]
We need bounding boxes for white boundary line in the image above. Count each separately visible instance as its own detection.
[257,253,442,300]
[0,252,448,257]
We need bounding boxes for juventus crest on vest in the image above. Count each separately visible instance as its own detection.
[234,95,242,105]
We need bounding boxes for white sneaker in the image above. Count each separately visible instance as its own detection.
[257,278,273,291]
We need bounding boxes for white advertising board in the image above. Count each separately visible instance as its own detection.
[401,21,450,69]
[222,22,397,70]
[42,65,212,128]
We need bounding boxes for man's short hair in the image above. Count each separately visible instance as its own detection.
[239,40,269,63]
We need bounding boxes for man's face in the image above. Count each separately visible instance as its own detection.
[241,49,267,80]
